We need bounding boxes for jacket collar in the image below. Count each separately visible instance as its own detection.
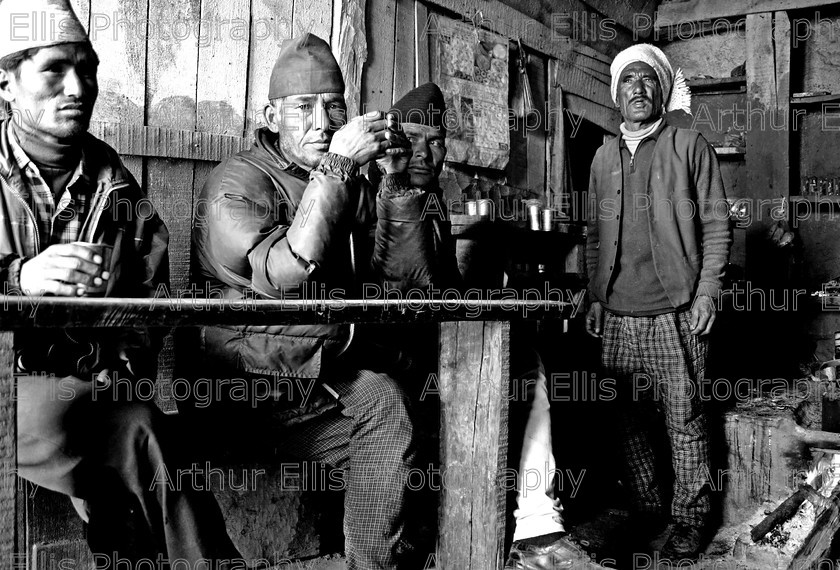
[253,127,312,181]
[618,119,668,150]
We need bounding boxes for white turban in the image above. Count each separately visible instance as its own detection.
[0,0,89,61]
[610,43,692,115]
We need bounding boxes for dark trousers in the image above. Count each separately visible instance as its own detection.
[602,309,712,528]
[182,366,416,570]
[17,375,243,567]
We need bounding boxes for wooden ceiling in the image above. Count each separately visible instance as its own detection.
[499,0,662,57]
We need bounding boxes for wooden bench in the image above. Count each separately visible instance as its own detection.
[0,297,576,570]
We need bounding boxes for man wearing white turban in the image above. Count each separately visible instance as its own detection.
[585,44,731,560]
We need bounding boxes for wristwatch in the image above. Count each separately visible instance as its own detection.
[286,241,319,275]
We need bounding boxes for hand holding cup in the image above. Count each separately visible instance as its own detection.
[20,242,112,296]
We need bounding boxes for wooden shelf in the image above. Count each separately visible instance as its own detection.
[687,76,746,91]
[791,94,840,105]
[790,195,840,207]
[713,146,745,156]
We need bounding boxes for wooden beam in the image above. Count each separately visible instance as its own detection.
[0,297,574,329]
[0,333,14,566]
[497,0,636,57]
[393,0,417,101]
[564,93,620,134]
[790,483,840,568]
[422,0,575,61]
[415,1,431,85]
[362,0,397,113]
[335,0,368,118]
[750,486,811,542]
[437,320,510,570]
[89,122,247,162]
[655,0,840,30]
[744,11,790,283]
[553,59,612,109]
[581,0,658,36]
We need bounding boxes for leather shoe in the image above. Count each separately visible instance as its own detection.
[506,534,602,569]
[659,522,706,561]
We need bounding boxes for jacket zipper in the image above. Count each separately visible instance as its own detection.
[83,183,124,242]
[1,176,41,255]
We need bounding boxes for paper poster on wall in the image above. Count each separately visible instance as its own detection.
[431,16,510,170]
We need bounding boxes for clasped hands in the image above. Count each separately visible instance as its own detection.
[328,110,411,175]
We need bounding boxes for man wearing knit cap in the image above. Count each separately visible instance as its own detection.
[584,44,731,559]
[192,36,453,569]
[0,0,246,566]
[385,83,597,570]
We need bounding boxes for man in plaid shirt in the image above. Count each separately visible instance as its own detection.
[0,0,244,566]
[585,44,731,561]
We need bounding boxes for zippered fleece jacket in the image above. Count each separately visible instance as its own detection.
[586,124,731,309]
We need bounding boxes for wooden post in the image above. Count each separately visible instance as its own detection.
[437,321,510,570]
[0,332,16,567]
[744,11,790,284]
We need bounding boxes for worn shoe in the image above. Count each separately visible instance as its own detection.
[506,533,601,569]
[659,522,706,561]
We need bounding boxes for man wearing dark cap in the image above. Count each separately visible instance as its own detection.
[385,84,597,570]
[191,35,452,569]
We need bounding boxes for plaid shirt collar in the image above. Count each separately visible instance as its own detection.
[7,125,90,192]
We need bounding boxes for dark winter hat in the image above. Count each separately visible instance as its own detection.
[389,82,447,136]
[268,33,345,99]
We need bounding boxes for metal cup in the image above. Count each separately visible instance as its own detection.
[477,198,493,218]
[541,208,553,231]
[525,201,541,230]
[71,241,113,296]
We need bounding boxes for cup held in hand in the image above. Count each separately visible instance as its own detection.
[72,241,113,296]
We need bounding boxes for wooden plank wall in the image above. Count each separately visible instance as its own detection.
[80,0,596,301]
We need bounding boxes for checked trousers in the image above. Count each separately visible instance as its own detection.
[601,308,711,528]
[183,364,416,570]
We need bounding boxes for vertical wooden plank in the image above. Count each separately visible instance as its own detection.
[196,0,250,137]
[0,332,15,565]
[745,12,790,283]
[293,0,333,42]
[526,53,547,197]
[195,0,251,245]
[246,0,294,134]
[392,0,416,102]
[88,0,148,182]
[335,0,367,119]
[506,45,527,192]
[414,1,430,86]
[438,321,510,570]
[361,0,396,114]
[548,61,568,208]
[146,0,199,295]
[146,0,201,410]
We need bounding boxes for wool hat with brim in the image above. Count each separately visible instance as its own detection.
[389,82,447,136]
[268,33,344,100]
[0,0,89,61]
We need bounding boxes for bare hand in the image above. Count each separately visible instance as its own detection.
[20,243,109,296]
[329,111,389,166]
[585,301,604,338]
[690,295,716,335]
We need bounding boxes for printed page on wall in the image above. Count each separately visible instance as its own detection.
[430,15,510,170]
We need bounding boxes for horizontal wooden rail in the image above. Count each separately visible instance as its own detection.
[0,296,580,328]
[0,295,583,567]
[88,122,248,162]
